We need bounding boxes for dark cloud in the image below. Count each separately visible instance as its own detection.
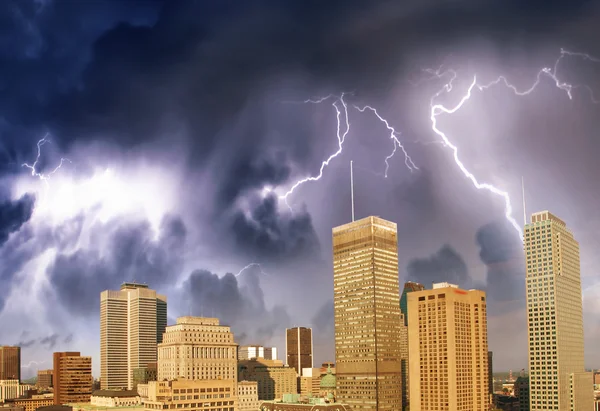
[16,332,66,350]
[47,215,186,315]
[0,194,35,246]
[311,299,334,334]
[406,245,470,287]
[181,269,290,344]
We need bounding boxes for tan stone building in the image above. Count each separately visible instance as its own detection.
[6,394,54,411]
[332,216,403,411]
[142,379,237,411]
[37,370,54,389]
[0,347,20,381]
[298,368,321,397]
[238,359,297,401]
[286,328,312,377]
[237,381,259,411]
[408,283,489,411]
[101,283,167,390]
[0,380,33,402]
[53,352,92,405]
[90,390,141,407]
[158,317,237,382]
[525,211,593,411]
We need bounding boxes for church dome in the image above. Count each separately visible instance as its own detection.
[320,366,336,389]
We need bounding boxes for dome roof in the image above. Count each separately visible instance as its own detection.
[320,367,336,388]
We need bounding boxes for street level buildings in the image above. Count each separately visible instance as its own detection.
[286,328,313,377]
[100,283,167,390]
[157,317,237,382]
[408,283,489,411]
[332,216,403,411]
[0,347,20,381]
[525,211,593,411]
[53,352,92,405]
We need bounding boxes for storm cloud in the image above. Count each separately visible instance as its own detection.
[0,194,35,246]
[406,245,471,287]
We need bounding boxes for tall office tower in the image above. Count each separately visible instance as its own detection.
[53,352,92,405]
[0,346,20,381]
[399,282,425,326]
[286,327,313,376]
[239,346,278,361]
[525,211,593,411]
[100,282,167,390]
[158,317,238,381]
[332,216,403,411]
[408,283,489,411]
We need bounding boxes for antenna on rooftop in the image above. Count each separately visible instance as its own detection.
[350,160,355,222]
[521,176,527,226]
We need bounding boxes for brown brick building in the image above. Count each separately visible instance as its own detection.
[37,370,53,389]
[53,352,92,405]
[286,327,312,376]
[0,346,21,381]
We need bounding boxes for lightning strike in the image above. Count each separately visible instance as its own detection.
[235,263,269,278]
[22,136,71,185]
[427,48,600,240]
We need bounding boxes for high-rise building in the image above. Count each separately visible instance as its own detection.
[525,211,593,411]
[53,352,92,405]
[285,327,312,376]
[100,282,167,390]
[37,370,53,389]
[158,317,238,382]
[238,346,278,361]
[408,283,489,411]
[332,216,403,411]
[0,347,21,381]
[400,282,425,326]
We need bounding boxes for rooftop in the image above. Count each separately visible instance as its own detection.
[92,390,139,398]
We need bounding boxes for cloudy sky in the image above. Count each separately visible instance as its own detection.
[1,0,600,378]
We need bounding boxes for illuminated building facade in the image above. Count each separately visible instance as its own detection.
[332,216,403,411]
[0,347,20,381]
[53,352,92,405]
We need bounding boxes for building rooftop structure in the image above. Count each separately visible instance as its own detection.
[91,391,139,398]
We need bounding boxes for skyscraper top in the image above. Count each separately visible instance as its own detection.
[529,210,566,226]
[332,215,396,234]
[120,282,149,290]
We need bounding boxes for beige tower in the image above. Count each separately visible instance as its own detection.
[332,216,403,411]
[157,316,238,381]
[525,211,592,411]
[407,283,489,411]
[100,282,167,390]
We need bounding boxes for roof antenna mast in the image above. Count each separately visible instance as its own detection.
[521,176,527,227]
[351,160,355,222]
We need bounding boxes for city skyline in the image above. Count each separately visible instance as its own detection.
[1,0,600,383]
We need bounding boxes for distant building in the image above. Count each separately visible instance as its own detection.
[514,376,529,411]
[90,390,140,407]
[238,359,297,400]
[408,283,489,411]
[237,381,259,411]
[489,351,494,394]
[238,346,277,361]
[142,379,236,411]
[0,347,20,381]
[285,328,312,377]
[37,370,53,389]
[0,381,33,402]
[298,368,321,397]
[53,352,92,405]
[399,281,425,326]
[132,364,156,390]
[158,317,237,382]
[100,283,167,390]
[492,394,520,411]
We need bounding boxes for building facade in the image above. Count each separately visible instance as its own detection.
[132,364,157,390]
[525,211,593,411]
[0,347,20,381]
[238,359,297,401]
[238,381,259,411]
[0,380,33,402]
[100,283,167,390]
[90,390,141,407]
[332,216,403,411]
[6,395,53,411]
[37,370,53,389]
[408,283,489,411]
[157,317,237,382]
[514,376,530,411]
[286,328,313,377]
[299,368,322,397]
[142,379,236,411]
[53,352,92,405]
[238,346,277,361]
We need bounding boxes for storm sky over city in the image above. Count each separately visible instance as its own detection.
[1,0,600,377]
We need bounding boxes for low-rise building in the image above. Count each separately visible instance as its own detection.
[37,371,54,389]
[0,381,34,402]
[259,394,349,411]
[298,369,321,397]
[237,381,259,411]
[5,394,54,411]
[91,391,140,407]
[142,379,237,411]
[238,359,297,401]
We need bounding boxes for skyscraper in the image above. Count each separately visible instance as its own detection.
[332,216,403,411]
[525,211,593,411]
[100,282,167,390]
[0,346,20,381]
[400,282,425,326]
[285,327,313,376]
[408,283,489,411]
[53,352,92,405]
[399,281,424,411]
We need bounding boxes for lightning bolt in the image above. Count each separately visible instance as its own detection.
[21,360,47,368]
[236,262,269,278]
[22,136,71,185]
[427,48,600,240]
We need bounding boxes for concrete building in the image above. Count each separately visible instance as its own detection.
[132,364,156,391]
[332,216,403,411]
[157,317,237,382]
[53,352,92,405]
[238,359,297,401]
[238,381,259,411]
[408,283,489,411]
[525,211,593,411]
[90,390,141,407]
[286,328,312,377]
[514,376,529,411]
[142,379,236,411]
[0,347,20,381]
[238,346,277,361]
[100,283,167,390]
[37,370,53,389]
[0,381,33,402]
